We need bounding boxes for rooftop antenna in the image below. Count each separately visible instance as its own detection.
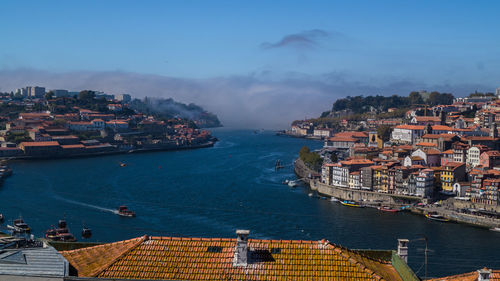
[412,235,429,279]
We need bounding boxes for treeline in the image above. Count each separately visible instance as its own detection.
[299,146,322,170]
[330,91,454,114]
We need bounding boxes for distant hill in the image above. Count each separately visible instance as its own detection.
[129,97,222,128]
[329,91,454,115]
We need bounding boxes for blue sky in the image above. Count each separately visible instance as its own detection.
[0,0,499,128]
[1,0,499,83]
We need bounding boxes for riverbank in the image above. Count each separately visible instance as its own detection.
[4,140,216,161]
[276,130,324,140]
[294,158,500,229]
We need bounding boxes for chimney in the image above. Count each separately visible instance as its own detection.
[397,239,409,263]
[234,229,250,266]
[478,268,491,281]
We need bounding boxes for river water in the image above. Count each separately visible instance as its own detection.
[0,129,498,278]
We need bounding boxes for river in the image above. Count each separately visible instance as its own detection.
[0,128,498,278]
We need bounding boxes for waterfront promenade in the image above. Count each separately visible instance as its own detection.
[295,157,500,229]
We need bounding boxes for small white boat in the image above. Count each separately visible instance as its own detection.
[491,227,500,232]
[288,180,298,187]
[330,197,339,202]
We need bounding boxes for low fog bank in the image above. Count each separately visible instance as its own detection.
[0,69,492,129]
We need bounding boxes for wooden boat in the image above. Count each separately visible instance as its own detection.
[341,200,363,208]
[82,226,92,239]
[11,217,31,233]
[117,205,136,217]
[378,206,400,213]
[425,212,449,222]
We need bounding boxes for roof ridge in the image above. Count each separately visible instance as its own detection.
[91,235,147,277]
[326,242,386,280]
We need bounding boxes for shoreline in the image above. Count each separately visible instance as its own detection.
[2,140,216,161]
[294,158,500,230]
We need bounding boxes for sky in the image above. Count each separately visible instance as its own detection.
[1,0,499,128]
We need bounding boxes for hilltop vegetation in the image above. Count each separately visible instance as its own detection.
[329,91,454,114]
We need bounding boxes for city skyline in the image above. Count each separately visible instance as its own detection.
[1,0,499,128]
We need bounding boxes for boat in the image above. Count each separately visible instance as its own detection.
[0,213,3,223]
[308,193,313,197]
[45,218,77,242]
[117,205,136,217]
[58,219,67,229]
[282,179,289,185]
[330,197,339,202]
[12,217,31,233]
[340,200,363,208]
[275,159,284,170]
[378,206,400,213]
[490,227,500,232]
[56,233,77,242]
[46,229,77,242]
[288,180,298,187]
[119,162,127,167]
[82,226,92,239]
[425,212,449,222]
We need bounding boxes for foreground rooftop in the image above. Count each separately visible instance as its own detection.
[59,232,416,281]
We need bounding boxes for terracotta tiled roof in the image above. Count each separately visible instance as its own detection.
[394,125,425,130]
[422,133,457,140]
[60,236,404,281]
[432,125,453,131]
[61,236,146,277]
[19,141,60,147]
[428,268,500,281]
[416,142,438,147]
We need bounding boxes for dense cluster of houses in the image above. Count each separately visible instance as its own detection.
[0,88,214,158]
[298,95,500,207]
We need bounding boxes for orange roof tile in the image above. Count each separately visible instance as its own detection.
[432,125,453,131]
[394,125,425,130]
[20,141,60,147]
[60,235,404,281]
[415,142,438,147]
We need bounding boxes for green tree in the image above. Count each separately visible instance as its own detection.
[330,153,338,162]
[299,146,310,160]
[45,91,54,100]
[78,90,96,102]
[408,92,424,105]
[377,125,393,142]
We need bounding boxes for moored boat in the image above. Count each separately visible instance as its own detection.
[12,217,31,233]
[288,180,298,187]
[117,205,136,217]
[425,212,449,222]
[489,227,500,232]
[330,197,339,202]
[341,200,363,208]
[378,206,400,213]
[45,218,77,242]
